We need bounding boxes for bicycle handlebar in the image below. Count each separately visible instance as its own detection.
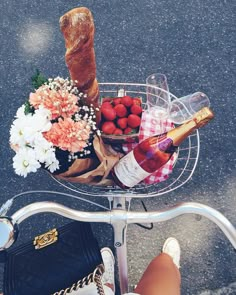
[5,201,235,250]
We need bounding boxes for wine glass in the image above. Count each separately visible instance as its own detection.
[146,73,170,133]
[169,92,210,124]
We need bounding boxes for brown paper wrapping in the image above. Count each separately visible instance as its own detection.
[54,136,120,186]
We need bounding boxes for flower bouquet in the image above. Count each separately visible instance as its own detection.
[10,72,121,185]
[10,75,95,174]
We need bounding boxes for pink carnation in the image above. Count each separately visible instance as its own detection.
[29,86,79,120]
[43,118,91,153]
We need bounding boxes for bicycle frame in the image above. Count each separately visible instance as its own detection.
[1,197,236,294]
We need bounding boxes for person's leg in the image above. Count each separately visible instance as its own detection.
[134,237,181,295]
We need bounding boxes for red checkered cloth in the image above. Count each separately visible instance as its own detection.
[122,110,176,184]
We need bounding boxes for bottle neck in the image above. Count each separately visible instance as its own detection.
[168,120,197,146]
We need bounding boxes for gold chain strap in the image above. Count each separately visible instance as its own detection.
[52,264,105,295]
[93,265,106,295]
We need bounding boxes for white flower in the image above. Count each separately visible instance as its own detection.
[45,158,60,173]
[33,136,59,172]
[44,150,60,172]
[10,105,52,147]
[33,106,52,132]
[16,105,26,118]
[13,148,41,177]
[22,108,52,146]
[10,114,33,147]
[34,137,55,163]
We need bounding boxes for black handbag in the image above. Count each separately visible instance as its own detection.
[3,221,105,295]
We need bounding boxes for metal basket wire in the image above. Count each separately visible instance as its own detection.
[51,83,200,198]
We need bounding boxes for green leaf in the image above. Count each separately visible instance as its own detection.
[24,100,34,115]
[31,69,48,89]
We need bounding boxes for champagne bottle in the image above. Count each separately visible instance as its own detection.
[111,107,214,189]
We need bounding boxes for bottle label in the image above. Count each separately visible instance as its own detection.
[114,151,150,188]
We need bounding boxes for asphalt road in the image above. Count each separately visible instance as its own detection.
[0,0,236,294]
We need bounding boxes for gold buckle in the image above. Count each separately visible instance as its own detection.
[34,228,58,249]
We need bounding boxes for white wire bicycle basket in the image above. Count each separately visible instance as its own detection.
[51,83,200,198]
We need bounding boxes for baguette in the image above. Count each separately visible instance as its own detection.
[60,7,99,108]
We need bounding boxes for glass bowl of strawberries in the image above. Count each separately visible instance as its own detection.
[100,94,143,144]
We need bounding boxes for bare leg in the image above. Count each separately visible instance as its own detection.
[134,253,181,295]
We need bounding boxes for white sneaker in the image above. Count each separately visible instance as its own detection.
[162,237,181,268]
[101,247,115,292]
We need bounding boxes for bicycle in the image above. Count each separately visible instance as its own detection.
[1,83,236,294]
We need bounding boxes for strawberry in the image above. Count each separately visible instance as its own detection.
[101,107,116,121]
[113,128,123,135]
[114,104,128,117]
[121,96,133,107]
[113,98,121,105]
[124,127,133,134]
[101,121,116,134]
[130,104,142,115]
[127,114,141,128]
[101,101,113,109]
[133,98,142,105]
[117,117,128,129]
